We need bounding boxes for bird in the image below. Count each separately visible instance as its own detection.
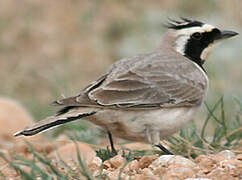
[14,18,238,155]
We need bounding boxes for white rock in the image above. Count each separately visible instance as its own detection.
[150,155,196,168]
[217,150,235,159]
[150,155,175,167]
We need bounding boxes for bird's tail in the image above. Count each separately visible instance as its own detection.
[14,107,97,137]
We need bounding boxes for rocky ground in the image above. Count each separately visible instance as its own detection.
[0,98,241,180]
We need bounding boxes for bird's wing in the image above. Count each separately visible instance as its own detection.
[54,53,208,109]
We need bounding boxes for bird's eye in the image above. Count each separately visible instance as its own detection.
[192,32,202,40]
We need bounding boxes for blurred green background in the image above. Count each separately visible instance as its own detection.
[0,0,241,141]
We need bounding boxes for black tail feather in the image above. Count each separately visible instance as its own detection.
[14,111,96,137]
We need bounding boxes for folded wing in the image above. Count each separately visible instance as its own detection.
[54,53,208,109]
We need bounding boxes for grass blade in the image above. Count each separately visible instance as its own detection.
[25,141,67,179]
[75,141,94,180]
[201,98,222,139]
[0,152,34,180]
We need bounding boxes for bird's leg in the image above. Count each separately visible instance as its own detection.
[155,143,173,155]
[145,126,173,155]
[107,131,118,155]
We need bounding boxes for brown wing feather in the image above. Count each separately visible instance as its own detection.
[53,53,208,109]
[88,53,208,108]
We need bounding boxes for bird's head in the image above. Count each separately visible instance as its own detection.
[163,18,238,66]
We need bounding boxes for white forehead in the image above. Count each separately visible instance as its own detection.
[176,24,215,35]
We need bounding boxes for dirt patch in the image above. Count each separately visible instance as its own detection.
[88,150,241,179]
[1,140,241,179]
[0,97,241,179]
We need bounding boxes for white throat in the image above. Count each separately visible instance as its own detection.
[200,41,218,60]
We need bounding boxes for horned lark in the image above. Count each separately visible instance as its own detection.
[14,18,238,154]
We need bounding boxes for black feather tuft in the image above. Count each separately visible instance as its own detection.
[165,17,204,30]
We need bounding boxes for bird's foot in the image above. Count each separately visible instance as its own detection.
[106,145,118,157]
[155,143,174,155]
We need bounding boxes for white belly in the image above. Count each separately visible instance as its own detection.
[88,106,201,143]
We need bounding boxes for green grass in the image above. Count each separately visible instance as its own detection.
[0,141,94,180]
[167,96,241,158]
[1,96,241,179]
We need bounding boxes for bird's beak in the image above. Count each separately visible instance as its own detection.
[216,30,239,40]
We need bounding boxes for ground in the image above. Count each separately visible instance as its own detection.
[0,97,241,179]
